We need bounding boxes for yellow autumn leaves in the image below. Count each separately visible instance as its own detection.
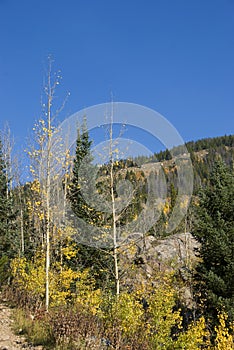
[11,251,102,313]
[10,254,233,349]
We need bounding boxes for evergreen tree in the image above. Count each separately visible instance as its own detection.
[13,183,40,258]
[69,122,97,224]
[170,182,177,210]
[0,138,16,284]
[68,123,114,289]
[192,160,234,323]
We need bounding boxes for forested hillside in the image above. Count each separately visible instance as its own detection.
[135,134,234,189]
[0,120,233,349]
[97,134,234,237]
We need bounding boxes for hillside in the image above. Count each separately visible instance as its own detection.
[97,134,234,237]
[0,133,233,349]
[133,134,234,189]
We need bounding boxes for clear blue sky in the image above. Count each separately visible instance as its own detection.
[0,0,233,152]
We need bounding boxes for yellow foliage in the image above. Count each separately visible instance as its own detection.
[11,257,28,286]
[26,200,33,214]
[11,250,80,308]
[163,201,170,215]
[147,283,182,349]
[11,255,45,300]
[30,180,41,193]
[175,316,210,349]
[110,292,144,336]
[50,265,79,307]
[12,244,234,350]
[38,212,44,220]
[213,312,234,350]
[61,243,77,260]
[133,273,211,349]
[75,269,102,315]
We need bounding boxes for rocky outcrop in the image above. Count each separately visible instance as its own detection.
[120,232,200,307]
[121,232,200,272]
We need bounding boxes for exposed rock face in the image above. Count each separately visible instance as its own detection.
[121,232,200,272]
[120,232,200,306]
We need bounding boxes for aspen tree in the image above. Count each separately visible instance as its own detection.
[28,57,68,310]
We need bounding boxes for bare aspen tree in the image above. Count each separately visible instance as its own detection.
[44,60,53,311]
[108,110,120,295]
[28,57,68,311]
[92,112,141,295]
[19,189,25,255]
[101,122,165,295]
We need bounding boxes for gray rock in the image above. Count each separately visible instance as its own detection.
[121,232,200,276]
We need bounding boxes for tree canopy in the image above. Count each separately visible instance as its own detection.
[193,160,234,323]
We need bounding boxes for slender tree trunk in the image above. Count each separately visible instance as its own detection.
[111,168,119,296]
[45,193,50,312]
[27,58,67,311]
[16,183,25,256]
[20,206,24,255]
[45,71,52,312]
[109,112,120,296]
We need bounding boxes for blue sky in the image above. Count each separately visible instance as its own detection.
[0,0,233,155]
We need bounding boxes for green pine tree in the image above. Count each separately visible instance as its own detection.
[192,160,234,324]
[68,122,114,290]
[0,138,17,284]
[68,121,102,225]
